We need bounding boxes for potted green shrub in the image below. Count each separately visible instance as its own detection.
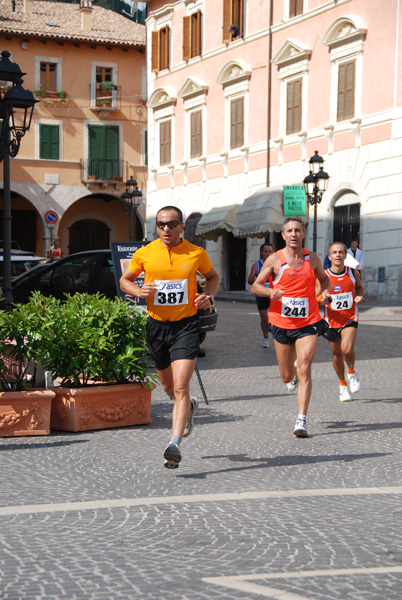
[39,292,155,432]
[0,295,56,437]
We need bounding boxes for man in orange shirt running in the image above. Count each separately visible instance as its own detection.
[252,217,332,438]
[120,206,219,469]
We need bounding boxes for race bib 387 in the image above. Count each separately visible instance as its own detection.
[154,279,188,306]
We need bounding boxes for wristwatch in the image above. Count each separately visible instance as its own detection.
[206,294,214,305]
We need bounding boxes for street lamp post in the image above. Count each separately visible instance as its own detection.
[303,150,329,253]
[0,51,37,311]
[121,176,143,241]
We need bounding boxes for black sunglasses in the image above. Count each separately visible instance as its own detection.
[156,220,181,230]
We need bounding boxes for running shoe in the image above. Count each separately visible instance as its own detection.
[339,385,352,402]
[287,375,298,392]
[293,417,308,438]
[163,443,181,469]
[347,372,361,393]
[262,338,270,348]
[183,397,199,438]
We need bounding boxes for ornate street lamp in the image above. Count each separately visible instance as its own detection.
[0,51,37,311]
[121,177,143,241]
[303,150,329,253]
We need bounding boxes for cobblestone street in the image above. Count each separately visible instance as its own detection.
[1,299,402,600]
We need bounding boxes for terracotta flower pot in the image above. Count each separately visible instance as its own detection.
[50,382,152,432]
[0,389,55,437]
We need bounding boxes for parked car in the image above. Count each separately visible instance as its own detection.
[10,249,217,342]
[0,252,48,284]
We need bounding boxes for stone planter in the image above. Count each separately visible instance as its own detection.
[0,389,55,437]
[50,383,152,432]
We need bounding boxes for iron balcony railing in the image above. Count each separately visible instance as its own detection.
[89,84,121,111]
[81,158,124,182]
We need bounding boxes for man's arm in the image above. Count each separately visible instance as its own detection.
[311,252,332,305]
[247,262,258,286]
[251,254,283,300]
[194,266,219,308]
[354,269,364,304]
[119,267,156,299]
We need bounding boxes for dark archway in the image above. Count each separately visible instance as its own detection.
[184,212,205,248]
[333,193,360,247]
[68,219,110,255]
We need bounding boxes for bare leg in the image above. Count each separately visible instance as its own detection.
[274,340,297,383]
[294,334,318,416]
[330,338,345,381]
[340,327,357,371]
[258,308,269,338]
[157,358,197,437]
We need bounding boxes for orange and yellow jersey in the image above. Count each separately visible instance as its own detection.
[324,267,359,328]
[128,238,213,321]
[269,249,321,329]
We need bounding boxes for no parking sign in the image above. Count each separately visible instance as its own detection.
[45,210,59,227]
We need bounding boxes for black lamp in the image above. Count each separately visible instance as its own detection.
[303,151,329,253]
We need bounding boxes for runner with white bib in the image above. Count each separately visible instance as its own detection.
[320,242,363,402]
[252,217,332,438]
[120,206,219,469]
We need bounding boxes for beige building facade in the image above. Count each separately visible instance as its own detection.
[0,0,147,258]
[144,0,402,301]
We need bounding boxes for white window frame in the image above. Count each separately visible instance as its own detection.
[90,62,118,109]
[35,118,63,161]
[224,83,249,154]
[283,0,307,21]
[153,106,175,169]
[34,56,62,91]
[329,44,363,124]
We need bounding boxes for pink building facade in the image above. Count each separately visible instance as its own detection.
[144,0,402,300]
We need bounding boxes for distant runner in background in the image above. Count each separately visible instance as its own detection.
[320,242,363,402]
[248,242,274,348]
[47,238,64,261]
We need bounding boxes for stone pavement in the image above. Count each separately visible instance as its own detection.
[1,298,402,600]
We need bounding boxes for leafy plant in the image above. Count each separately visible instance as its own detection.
[101,81,116,91]
[33,88,46,99]
[0,293,59,390]
[0,292,155,390]
[58,90,66,101]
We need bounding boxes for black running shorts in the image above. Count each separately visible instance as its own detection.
[256,297,270,310]
[270,320,325,345]
[146,315,200,370]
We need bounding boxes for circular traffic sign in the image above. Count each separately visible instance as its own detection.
[45,210,59,224]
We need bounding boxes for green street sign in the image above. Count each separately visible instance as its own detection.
[284,185,306,216]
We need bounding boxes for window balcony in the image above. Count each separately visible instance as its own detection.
[81,158,124,184]
[89,83,121,112]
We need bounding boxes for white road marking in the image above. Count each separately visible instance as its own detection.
[0,486,401,516]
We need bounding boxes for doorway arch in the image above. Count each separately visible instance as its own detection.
[333,192,360,247]
[68,219,110,254]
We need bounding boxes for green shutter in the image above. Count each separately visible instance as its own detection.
[88,125,119,179]
[40,124,59,159]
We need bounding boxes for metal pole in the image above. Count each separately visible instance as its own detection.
[129,200,133,242]
[2,116,12,311]
[313,189,318,253]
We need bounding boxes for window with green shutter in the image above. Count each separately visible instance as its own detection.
[39,124,59,159]
[88,125,119,179]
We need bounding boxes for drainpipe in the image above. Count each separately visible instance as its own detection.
[266,0,273,188]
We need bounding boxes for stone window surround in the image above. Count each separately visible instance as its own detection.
[34,55,62,91]
[35,118,63,161]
